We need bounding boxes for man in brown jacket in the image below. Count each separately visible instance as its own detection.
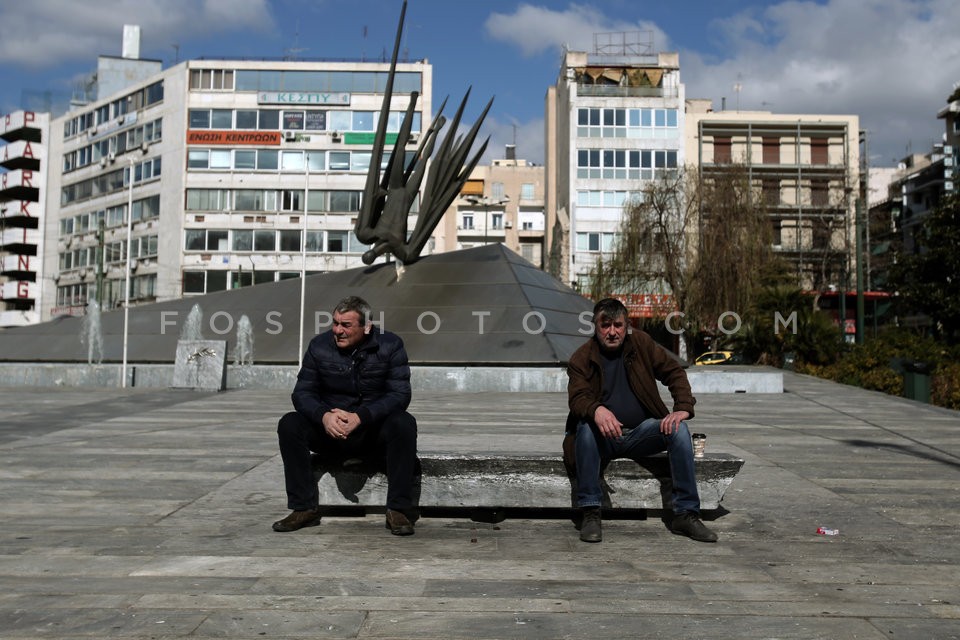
[566,297,717,543]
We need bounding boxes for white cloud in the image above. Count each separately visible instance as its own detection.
[0,0,275,67]
[485,3,669,57]
[680,0,960,165]
[485,0,960,167]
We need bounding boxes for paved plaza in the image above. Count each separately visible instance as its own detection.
[1,371,958,639]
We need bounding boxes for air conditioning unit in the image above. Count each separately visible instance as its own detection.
[504,221,513,228]
[108,152,116,163]
[330,131,342,142]
[283,130,297,141]
[116,116,125,126]
[100,157,108,168]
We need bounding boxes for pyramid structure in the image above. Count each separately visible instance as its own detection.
[0,245,594,365]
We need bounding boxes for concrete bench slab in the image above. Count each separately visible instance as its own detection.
[312,452,744,515]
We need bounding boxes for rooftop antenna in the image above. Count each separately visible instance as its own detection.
[171,43,180,64]
[284,21,307,60]
[362,25,367,61]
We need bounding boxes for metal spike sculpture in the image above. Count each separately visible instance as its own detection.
[354,0,492,265]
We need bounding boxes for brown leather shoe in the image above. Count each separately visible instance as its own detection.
[385,509,415,536]
[272,509,321,532]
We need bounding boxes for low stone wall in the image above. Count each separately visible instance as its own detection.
[0,362,782,393]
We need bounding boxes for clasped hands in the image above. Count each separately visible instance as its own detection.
[593,405,690,438]
[322,408,361,440]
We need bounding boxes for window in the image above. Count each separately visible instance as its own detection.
[211,109,232,128]
[352,111,375,131]
[257,150,278,170]
[183,271,205,294]
[279,230,301,252]
[281,151,304,171]
[762,179,780,206]
[281,190,304,211]
[714,136,732,163]
[811,180,829,207]
[491,213,503,229]
[187,150,209,170]
[329,152,350,171]
[189,110,211,129]
[254,230,276,252]
[235,149,256,169]
[763,137,780,164]
[811,138,828,165]
[328,231,348,252]
[236,110,258,129]
[189,69,234,91]
[329,191,360,212]
[461,213,474,229]
[520,183,535,200]
[576,232,616,252]
[187,189,229,211]
[232,230,252,251]
[258,110,280,130]
[210,149,231,169]
[207,270,228,292]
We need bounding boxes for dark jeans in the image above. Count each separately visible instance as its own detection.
[277,410,418,513]
[574,417,701,515]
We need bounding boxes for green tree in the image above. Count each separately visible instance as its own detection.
[891,193,960,342]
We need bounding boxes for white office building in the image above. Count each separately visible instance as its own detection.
[42,27,430,321]
[545,35,685,289]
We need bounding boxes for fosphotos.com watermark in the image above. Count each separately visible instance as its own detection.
[158,309,805,337]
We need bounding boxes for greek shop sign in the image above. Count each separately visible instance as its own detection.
[258,92,350,105]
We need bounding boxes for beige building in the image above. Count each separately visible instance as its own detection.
[434,145,546,267]
[685,102,861,291]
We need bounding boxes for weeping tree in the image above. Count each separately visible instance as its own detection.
[589,164,783,355]
[588,169,697,319]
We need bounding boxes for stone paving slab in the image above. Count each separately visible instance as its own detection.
[0,373,959,639]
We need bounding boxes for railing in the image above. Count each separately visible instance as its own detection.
[576,85,678,99]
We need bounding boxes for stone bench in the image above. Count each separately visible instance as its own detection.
[312,452,744,519]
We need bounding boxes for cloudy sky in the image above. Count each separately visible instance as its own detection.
[0,0,957,168]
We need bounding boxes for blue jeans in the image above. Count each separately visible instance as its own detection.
[574,417,701,515]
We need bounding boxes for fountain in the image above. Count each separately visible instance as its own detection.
[80,300,103,365]
[181,304,204,341]
[235,314,254,366]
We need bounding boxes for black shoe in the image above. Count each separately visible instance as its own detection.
[272,509,321,532]
[385,509,415,536]
[579,507,602,543]
[670,512,718,542]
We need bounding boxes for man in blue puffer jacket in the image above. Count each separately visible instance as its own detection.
[273,296,419,536]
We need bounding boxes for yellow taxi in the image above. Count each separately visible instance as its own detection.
[694,351,736,366]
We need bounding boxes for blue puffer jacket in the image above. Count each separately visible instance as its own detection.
[292,326,411,426]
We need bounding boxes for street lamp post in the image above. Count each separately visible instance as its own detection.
[466,194,509,245]
[298,163,310,363]
[854,195,865,344]
[121,157,136,387]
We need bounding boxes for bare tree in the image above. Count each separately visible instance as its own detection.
[589,164,778,353]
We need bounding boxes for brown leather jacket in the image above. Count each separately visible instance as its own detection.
[565,329,695,433]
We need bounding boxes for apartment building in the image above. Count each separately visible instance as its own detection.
[42,28,430,321]
[686,103,861,291]
[435,145,546,268]
[545,34,686,289]
[0,110,49,327]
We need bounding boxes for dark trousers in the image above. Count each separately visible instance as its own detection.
[277,410,418,513]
